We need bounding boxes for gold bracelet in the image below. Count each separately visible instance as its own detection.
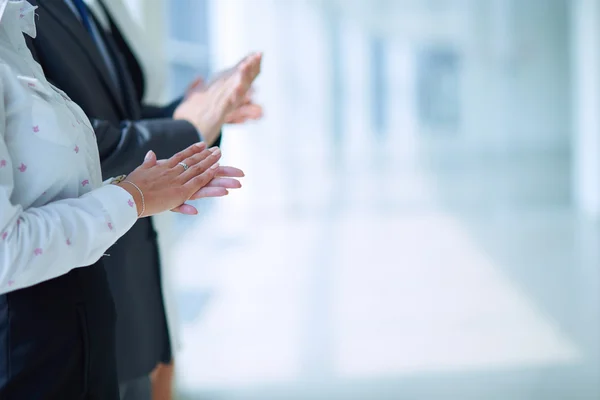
[110,174,127,185]
[119,180,145,217]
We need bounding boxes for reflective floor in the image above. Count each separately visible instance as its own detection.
[164,1,600,399]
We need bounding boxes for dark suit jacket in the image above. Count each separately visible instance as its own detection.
[26,0,213,381]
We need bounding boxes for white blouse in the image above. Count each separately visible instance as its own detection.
[0,0,138,295]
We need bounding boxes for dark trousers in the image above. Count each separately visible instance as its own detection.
[0,262,120,399]
[119,375,152,400]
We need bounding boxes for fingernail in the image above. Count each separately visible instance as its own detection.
[194,142,205,148]
[209,146,219,152]
[144,150,154,161]
[211,163,219,170]
[212,148,221,155]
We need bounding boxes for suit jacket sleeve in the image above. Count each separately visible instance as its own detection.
[92,117,200,179]
[140,98,223,148]
[141,97,183,120]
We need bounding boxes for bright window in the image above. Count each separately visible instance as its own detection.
[165,0,212,97]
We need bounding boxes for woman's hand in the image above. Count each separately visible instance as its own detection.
[171,165,245,215]
[117,143,243,217]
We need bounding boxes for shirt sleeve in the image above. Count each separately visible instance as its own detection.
[0,85,138,293]
[0,170,138,294]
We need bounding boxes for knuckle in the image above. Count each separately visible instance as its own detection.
[176,149,189,158]
[201,149,212,159]
[171,152,186,165]
[193,152,207,162]
[191,163,205,174]
[189,151,207,165]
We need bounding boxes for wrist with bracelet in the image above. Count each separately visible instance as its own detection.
[111,175,145,217]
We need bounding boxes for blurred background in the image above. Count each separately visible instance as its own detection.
[115,0,600,398]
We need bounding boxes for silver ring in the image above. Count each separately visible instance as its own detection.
[178,162,189,171]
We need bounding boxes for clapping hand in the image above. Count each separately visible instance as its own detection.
[174,52,263,146]
[117,143,244,217]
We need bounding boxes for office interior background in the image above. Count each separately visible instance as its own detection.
[106,0,600,398]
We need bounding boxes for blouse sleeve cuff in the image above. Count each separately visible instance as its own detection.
[85,184,138,238]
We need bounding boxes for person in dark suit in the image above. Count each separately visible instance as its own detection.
[25,0,262,398]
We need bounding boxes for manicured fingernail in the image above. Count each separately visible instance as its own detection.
[194,142,204,148]
[144,150,154,161]
[211,163,219,170]
[209,146,219,152]
[212,148,221,155]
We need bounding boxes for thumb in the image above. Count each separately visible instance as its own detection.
[143,150,157,167]
[186,77,205,97]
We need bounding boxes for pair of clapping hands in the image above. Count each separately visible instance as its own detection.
[120,52,264,217]
[119,143,243,217]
